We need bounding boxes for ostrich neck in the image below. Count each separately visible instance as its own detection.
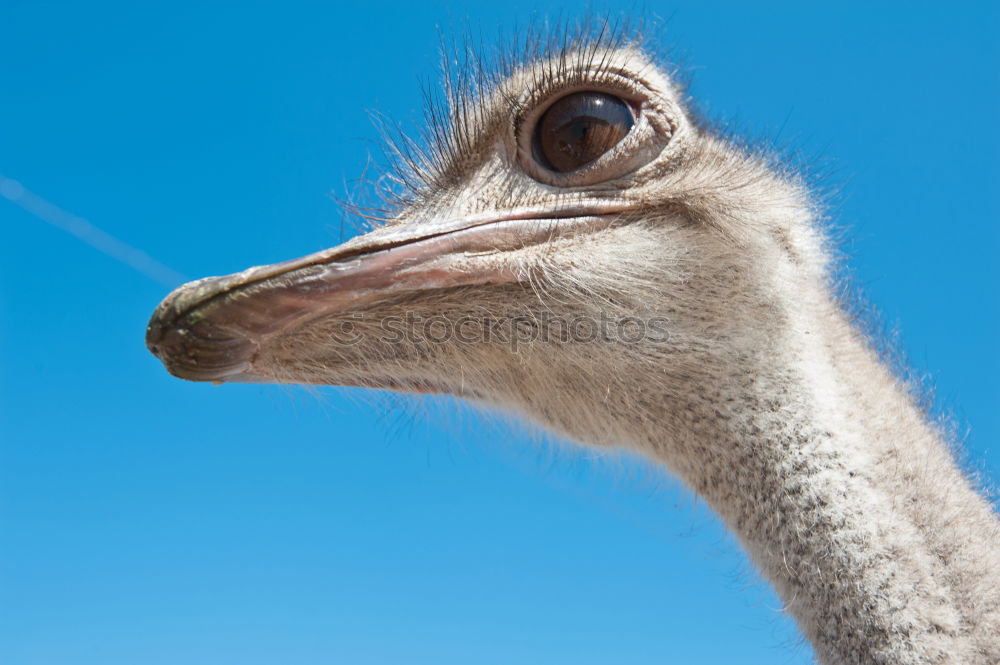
[628,299,1000,664]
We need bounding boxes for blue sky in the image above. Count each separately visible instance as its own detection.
[1,2,997,664]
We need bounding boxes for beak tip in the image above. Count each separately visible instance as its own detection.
[146,285,259,384]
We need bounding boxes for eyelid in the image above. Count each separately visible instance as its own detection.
[515,70,651,140]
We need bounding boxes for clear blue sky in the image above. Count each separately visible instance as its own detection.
[1,2,997,664]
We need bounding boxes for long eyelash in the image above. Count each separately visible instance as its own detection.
[349,16,656,226]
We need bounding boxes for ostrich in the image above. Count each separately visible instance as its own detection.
[145,31,999,664]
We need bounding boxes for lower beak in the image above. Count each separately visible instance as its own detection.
[146,211,616,383]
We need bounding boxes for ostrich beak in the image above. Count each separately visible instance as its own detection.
[146,208,618,383]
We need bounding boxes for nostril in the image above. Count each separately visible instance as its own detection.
[145,320,165,356]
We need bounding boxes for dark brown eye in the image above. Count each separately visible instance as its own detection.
[535,92,634,173]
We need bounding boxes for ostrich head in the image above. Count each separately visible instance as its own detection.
[145,29,1000,663]
[146,34,819,454]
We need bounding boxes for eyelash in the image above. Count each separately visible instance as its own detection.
[371,45,682,218]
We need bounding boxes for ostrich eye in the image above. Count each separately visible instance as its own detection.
[535,92,635,173]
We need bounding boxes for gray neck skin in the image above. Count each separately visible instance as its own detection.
[641,310,999,664]
[511,242,1000,664]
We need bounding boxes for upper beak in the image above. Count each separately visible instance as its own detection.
[146,207,619,383]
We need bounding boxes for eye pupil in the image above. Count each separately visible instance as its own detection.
[536,92,634,173]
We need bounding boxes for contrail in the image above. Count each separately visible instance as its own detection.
[0,174,187,288]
